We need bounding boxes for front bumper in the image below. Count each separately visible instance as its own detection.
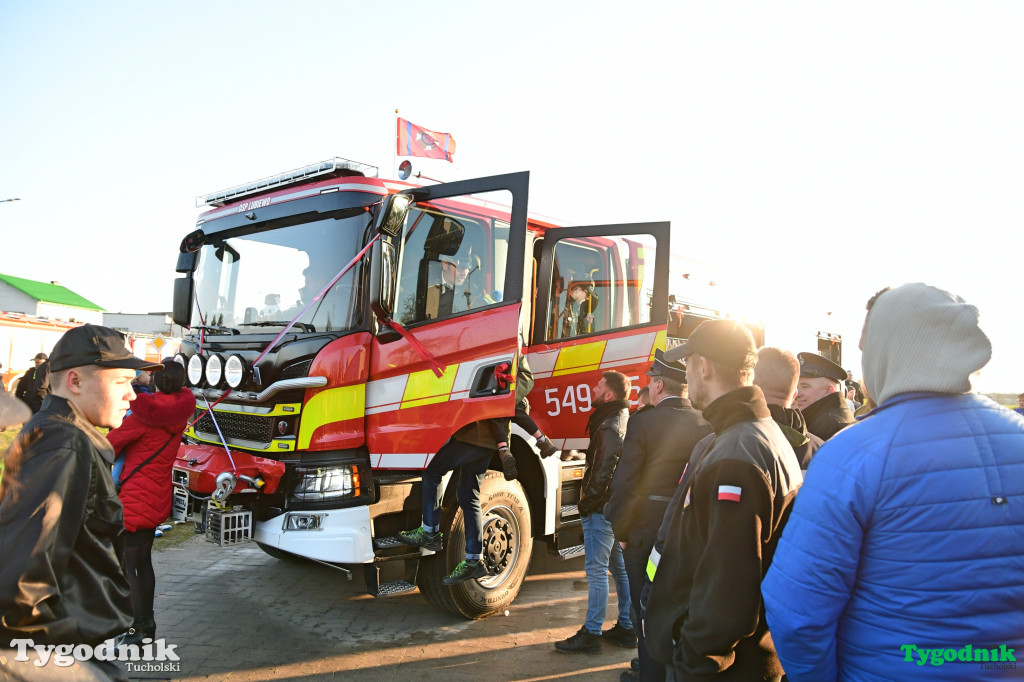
[254,505,375,564]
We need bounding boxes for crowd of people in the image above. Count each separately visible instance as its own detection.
[1,282,1022,681]
[393,282,1024,681]
[0,325,192,681]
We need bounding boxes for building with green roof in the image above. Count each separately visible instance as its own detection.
[0,273,105,325]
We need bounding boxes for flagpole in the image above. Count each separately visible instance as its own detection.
[393,108,399,179]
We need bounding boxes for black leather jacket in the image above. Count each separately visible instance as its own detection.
[578,399,629,516]
[0,395,133,646]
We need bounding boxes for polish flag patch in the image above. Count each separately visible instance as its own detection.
[717,485,742,502]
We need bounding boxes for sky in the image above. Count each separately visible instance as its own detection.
[1,1,1021,392]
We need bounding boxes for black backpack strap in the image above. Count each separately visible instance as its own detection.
[116,432,179,493]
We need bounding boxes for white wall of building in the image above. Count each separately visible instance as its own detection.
[0,284,38,316]
[37,302,103,324]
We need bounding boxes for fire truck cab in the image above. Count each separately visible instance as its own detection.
[170,158,671,618]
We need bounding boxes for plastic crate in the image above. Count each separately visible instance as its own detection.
[206,506,252,546]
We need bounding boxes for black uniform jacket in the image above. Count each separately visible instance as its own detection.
[604,396,712,548]
[801,391,855,441]
[0,395,133,646]
[644,386,802,681]
[14,361,49,413]
[578,399,629,516]
[766,403,824,470]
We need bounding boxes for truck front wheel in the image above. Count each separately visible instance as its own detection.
[418,471,533,619]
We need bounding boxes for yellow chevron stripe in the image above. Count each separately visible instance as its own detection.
[552,340,606,377]
[401,364,459,409]
[651,329,667,360]
[298,384,366,450]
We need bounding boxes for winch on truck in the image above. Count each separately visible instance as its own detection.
[169,156,700,618]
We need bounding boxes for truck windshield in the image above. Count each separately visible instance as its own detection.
[191,212,370,333]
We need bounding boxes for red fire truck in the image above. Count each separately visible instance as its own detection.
[170,158,690,618]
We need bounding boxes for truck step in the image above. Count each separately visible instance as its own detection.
[373,580,418,597]
[373,536,406,550]
[560,504,580,518]
[557,544,586,560]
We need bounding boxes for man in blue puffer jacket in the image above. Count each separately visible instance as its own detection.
[762,283,1024,681]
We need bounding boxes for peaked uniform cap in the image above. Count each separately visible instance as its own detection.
[647,348,687,383]
[797,353,848,383]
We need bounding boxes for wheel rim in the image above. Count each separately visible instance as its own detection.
[478,503,520,588]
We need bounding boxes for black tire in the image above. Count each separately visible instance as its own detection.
[256,542,304,562]
[418,471,533,619]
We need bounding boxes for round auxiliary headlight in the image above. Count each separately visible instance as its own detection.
[187,355,204,386]
[206,354,223,386]
[174,353,187,368]
[224,355,246,388]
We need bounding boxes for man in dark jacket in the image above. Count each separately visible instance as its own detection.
[0,325,164,680]
[795,352,854,440]
[15,352,50,413]
[554,370,632,654]
[755,347,824,470]
[605,349,713,682]
[644,320,802,682]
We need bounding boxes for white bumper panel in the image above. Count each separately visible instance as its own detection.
[254,504,375,564]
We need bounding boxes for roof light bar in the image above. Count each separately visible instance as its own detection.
[197,157,379,207]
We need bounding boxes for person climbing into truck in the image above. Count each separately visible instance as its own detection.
[489,352,559,460]
[397,418,511,585]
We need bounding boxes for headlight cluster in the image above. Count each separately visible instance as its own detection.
[180,353,252,389]
[291,465,361,504]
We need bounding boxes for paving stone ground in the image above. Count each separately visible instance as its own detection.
[134,535,636,681]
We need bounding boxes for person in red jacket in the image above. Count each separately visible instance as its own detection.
[106,362,195,645]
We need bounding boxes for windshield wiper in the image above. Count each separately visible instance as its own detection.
[245,321,316,332]
[191,325,240,335]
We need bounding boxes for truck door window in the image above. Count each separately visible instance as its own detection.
[545,233,657,341]
[392,191,512,326]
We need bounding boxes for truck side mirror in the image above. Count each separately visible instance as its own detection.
[172,276,194,328]
[176,251,197,273]
[376,193,412,237]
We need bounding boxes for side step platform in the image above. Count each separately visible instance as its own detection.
[365,535,428,597]
[364,556,420,598]
[556,544,586,560]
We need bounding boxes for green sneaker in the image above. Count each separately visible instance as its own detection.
[397,527,442,552]
[442,559,488,585]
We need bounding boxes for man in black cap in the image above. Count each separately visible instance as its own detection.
[605,349,712,682]
[643,320,801,682]
[14,352,50,414]
[0,324,163,681]
[795,352,855,440]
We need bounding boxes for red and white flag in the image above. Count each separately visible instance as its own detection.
[717,485,742,502]
[396,117,456,162]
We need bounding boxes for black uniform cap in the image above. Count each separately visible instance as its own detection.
[646,349,687,384]
[797,352,848,383]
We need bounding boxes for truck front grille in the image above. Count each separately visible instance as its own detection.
[193,408,275,443]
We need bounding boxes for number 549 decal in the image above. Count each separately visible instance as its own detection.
[544,384,592,417]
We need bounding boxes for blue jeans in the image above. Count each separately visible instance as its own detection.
[422,438,493,559]
[581,512,633,635]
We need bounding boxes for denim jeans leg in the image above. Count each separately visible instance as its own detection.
[456,447,491,559]
[421,446,449,531]
[582,512,614,635]
[609,539,633,630]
